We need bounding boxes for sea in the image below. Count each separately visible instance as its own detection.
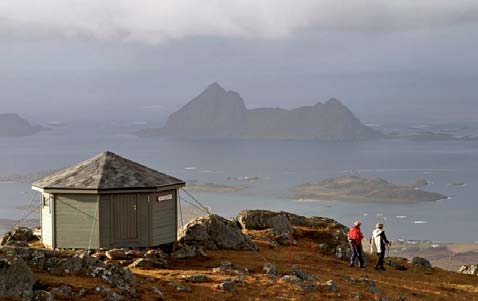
[1,124,477,242]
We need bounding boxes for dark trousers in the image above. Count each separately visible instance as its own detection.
[350,244,364,267]
[376,251,385,268]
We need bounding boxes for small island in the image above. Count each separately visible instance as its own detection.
[0,113,44,137]
[290,176,447,204]
[185,182,246,193]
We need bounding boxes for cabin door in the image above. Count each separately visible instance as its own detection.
[111,194,138,242]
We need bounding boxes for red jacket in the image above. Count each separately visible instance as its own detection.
[348,226,364,246]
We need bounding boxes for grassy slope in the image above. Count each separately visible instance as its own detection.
[30,227,478,301]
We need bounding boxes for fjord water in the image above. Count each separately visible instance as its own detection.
[1,126,477,242]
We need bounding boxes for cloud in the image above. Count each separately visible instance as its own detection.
[0,0,477,44]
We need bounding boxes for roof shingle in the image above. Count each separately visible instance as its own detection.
[32,151,185,190]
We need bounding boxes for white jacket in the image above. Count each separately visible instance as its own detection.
[370,229,386,253]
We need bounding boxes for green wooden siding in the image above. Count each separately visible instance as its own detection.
[55,194,99,249]
[151,190,177,245]
[98,194,111,248]
[44,190,178,249]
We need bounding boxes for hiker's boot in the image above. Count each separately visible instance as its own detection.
[349,262,355,267]
[374,266,379,271]
[379,266,386,271]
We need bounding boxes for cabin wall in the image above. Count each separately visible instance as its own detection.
[55,194,99,249]
[98,194,111,248]
[150,190,177,246]
[40,192,54,248]
[47,190,178,249]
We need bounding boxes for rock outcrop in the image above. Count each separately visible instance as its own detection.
[135,82,381,141]
[1,246,137,296]
[1,226,38,246]
[412,257,432,270]
[236,210,351,260]
[177,214,257,250]
[458,264,478,275]
[236,210,292,235]
[0,252,36,300]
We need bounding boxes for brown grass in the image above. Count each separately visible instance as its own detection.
[32,228,478,301]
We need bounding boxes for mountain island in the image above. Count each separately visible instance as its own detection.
[0,113,43,137]
[136,83,381,140]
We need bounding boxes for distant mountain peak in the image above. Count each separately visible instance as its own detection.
[324,98,343,106]
[205,82,225,92]
[136,84,382,140]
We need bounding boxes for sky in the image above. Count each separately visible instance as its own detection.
[0,0,477,125]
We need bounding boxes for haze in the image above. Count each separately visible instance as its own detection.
[0,0,477,125]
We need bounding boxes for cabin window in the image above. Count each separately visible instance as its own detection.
[157,194,173,202]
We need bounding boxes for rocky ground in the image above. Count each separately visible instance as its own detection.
[1,210,477,301]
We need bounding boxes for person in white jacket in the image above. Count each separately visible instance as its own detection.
[370,223,391,271]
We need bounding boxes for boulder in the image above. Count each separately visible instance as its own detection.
[0,233,12,246]
[106,249,128,260]
[170,245,197,259]
[0,253,36,300]
[386,259,407,271]
[12,227,34,242]
[279,275,301,284]
[49,285,74,298]
[290,268,318,282]
[217,281,235,292]
[176,284,191,292]
[212,261,247,275]
[92,252,107,261]
[412,257,432,270]
[32,290,54,301]
[270,215,293,235]
[44,257,83,275]
[458,264,478,275]
[236,210,286,230]
[236,210,347,230]
[236,210,351,260]
[151,286,164,296]
[95,286,123,301]
[280,270,318,292]
[90,264,136,295]
[178,214,257,250]
[129,258,167,270]
[182,274,209,283]
[263,262,279,278]
[143,249,166,260]
[320,280,337,293]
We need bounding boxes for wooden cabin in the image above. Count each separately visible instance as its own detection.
[32,151,185,249]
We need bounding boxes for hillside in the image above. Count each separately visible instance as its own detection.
[2,210,477,301]
[291,176,447,204]
[0,113,43,137]
[136,83,381,140]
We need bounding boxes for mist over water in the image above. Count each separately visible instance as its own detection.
[1,124,477,242]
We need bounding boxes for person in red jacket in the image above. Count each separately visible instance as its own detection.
[348,220,365,268]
